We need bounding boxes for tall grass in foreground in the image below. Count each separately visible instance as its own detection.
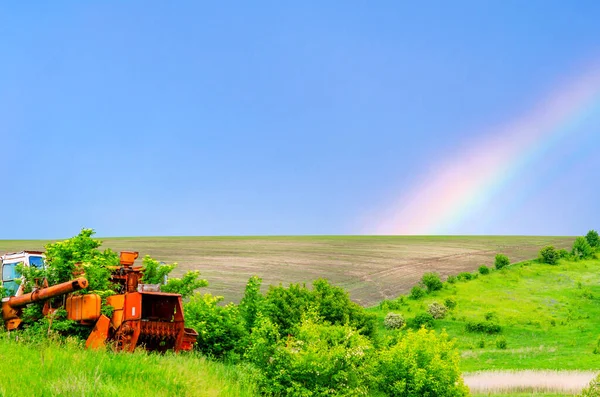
[0,335,257,397]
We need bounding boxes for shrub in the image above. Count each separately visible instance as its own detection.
[446,275,457,284]
[457,272,474,281]
[484,311,498,321]
[380,296,405,311]
[573,237,594,260]
[408,312,435,329]
[477,339,485,348]
[557,249,570,259]
[495,336,507,349]
[593,336,600,355]
[377,328,469,397]
[427,302,447,319]
[422,272,443,293]
[184,292,247,359]
[465,320,502,334]
[263,279,377,339]
[495,254,510,270]
[539,246,559,265]
[444,297,457,310]
[42,228,118,293]
[580,373,600,397]
[247,316,376,396]
[239,276,264,331]
[384,312,405,329]
[161,270,208,298]
[478,265,490,275]
[586,230,600,248]
[140,255,176,284]
[410,285,427,300]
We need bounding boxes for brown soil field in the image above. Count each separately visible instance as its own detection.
[0,236,574,306]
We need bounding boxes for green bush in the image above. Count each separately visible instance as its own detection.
[484,311,498,321]
[495,254,510,270]
[239,276,264,332]
[446,275,457,284]
[377,328,469,397]
[495,336,507,349]
[140,255,176,284]
[184,292,247,359]
[161,270,208,298]
[384,312,405,329]
[263,279,377,339]
[558,249,570,259]
[247,315,376,396]
[42,229,118,294]
[465,320,502,334]
[427,302,447,319]
[586,230,600,248]
[539,245,559,265]
[457,272,474,281]
[408,312,435,329]
[421,272,443,293]
[478,265,490,275]
[410,285,427,300]
[379,296,405,311]
[444,297,457,310]
[573,236,594,260]
[580,373,600,396]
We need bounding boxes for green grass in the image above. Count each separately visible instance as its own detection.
[370,258,600,372]
[0,336,257,397]
[0,235,575,306]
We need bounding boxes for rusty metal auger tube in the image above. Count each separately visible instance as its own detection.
[6,277,88,308]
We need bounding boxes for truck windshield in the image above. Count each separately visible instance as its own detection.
[29,256,44,268]
[2,262,21,297]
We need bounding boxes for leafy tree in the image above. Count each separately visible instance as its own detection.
[141,255,176,284]
[161,270,208,298]
[262,279,377,339]
[43,228,119,294]
[184,292,247,359]
[539,246,559,265]
[572,237,593,260]
[495,254,510,270]
[377,328,469,397]
[239,276,264,332]
[421,272,443,293]
[586,230,600,248]
[263,282,313,337]
[247,314,376,396]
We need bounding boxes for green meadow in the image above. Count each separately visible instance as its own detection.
[370,258,600,372]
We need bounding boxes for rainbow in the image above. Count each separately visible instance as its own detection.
[373,64,600,235]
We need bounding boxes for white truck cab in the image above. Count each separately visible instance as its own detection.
[1,251,45,297]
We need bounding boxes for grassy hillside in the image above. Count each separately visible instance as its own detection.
[370,257,600,372]
[0,336,256,397]
[0,235,574,306]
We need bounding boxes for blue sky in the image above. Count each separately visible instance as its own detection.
[1,1,599,238]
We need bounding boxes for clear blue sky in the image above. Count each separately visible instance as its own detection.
[1,1,599,238]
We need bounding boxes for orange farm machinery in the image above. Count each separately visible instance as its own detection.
[1,251,198,352]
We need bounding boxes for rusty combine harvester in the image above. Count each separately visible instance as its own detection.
[1,251,198,353]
